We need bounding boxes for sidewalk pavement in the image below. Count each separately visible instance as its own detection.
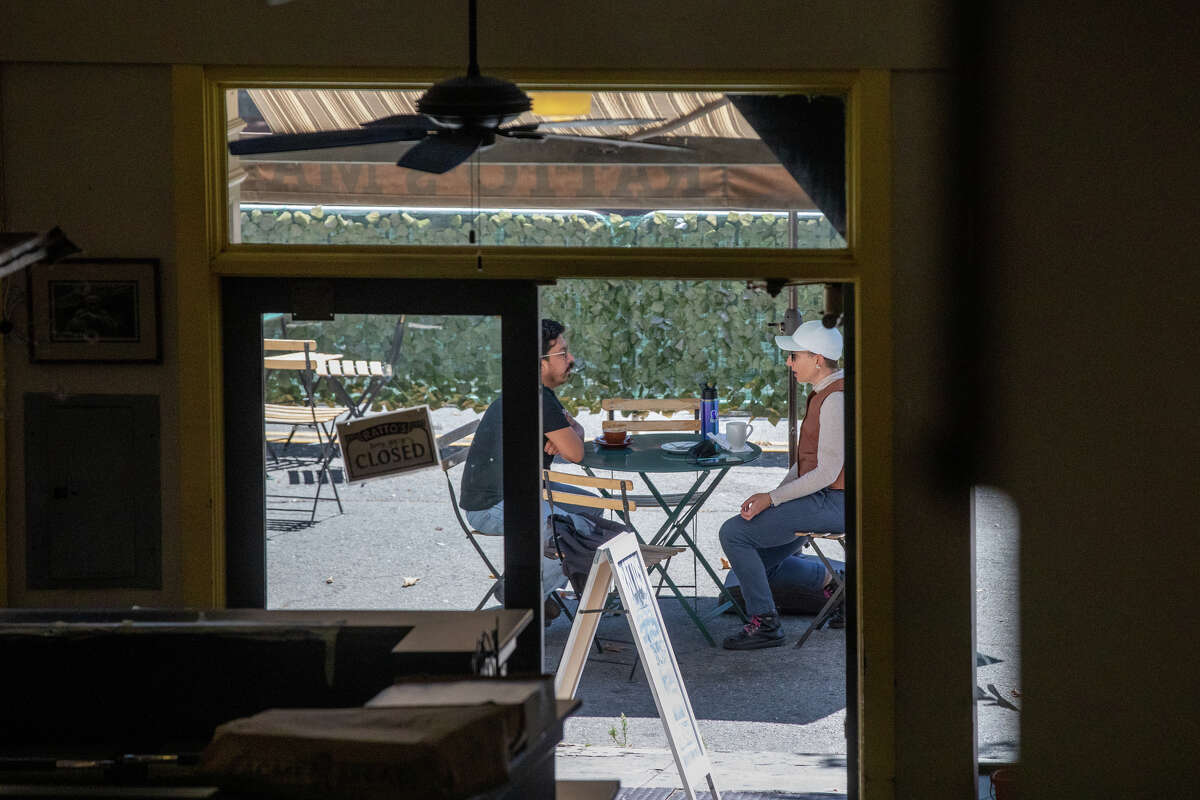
[264,406,1020,793]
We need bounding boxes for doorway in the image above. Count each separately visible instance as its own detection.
[221,277,545,670]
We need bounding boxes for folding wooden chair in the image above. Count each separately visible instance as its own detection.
[544,467,686,674]
[543,468,685,576]
[263,402,348,522]
[793,532,847,648]
[600,397,701,434]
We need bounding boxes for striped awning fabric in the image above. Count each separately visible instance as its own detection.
[245,88,763,140]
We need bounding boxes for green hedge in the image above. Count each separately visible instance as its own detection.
[269,280,827,425]
[240,206,844,249]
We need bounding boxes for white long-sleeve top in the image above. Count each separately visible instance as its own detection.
[768,370,845,506]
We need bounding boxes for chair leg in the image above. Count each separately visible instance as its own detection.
[550,590,574,622]
[794,538,846,648]
[319,421,344,512]
[476,579,502,611]
[307,419,343,522]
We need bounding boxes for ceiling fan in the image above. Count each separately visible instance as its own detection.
[230,0,688,174]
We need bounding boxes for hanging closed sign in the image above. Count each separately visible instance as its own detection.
[336,405,439,483]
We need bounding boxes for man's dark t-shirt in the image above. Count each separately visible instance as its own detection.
[459,385,571,511]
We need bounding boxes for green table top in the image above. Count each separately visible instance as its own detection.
[579,432,762,473]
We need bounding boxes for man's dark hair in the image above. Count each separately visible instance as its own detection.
[541,318,565,356]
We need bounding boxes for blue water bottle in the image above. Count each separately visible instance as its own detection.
[700,382,719,438]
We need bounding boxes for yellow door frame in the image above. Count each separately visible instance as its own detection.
[172,65,893,797]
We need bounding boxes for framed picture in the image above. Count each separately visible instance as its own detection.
[28,258,161,363]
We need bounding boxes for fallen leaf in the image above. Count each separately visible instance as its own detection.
[402,576,421,587]
[434,526,443,531]
[325,577,334,584]
[599,642,627,653]
[720,557,731,570]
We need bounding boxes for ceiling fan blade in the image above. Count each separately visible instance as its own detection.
[229,127,426,156]
[396,133,482,174]
[527,117,665,131]
[503,131,693,152]
[360,113,440,129]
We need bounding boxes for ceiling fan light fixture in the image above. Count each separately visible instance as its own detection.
[416,74,531,130]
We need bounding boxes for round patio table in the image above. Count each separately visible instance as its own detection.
[579,432,762,645]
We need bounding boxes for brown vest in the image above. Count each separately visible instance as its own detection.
[795,377,845,490]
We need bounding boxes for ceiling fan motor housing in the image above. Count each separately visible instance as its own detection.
[417,74,532,130]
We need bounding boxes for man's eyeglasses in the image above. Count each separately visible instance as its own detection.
[541,350,570,360]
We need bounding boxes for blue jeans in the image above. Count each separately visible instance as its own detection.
[718,489,845,616]
[464,481,601,540]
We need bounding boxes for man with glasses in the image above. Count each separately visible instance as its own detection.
[459,320,604,603]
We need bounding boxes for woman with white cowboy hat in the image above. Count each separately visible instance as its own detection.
[719,320,846,649]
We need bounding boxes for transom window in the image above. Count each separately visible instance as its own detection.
[226,88,847,250]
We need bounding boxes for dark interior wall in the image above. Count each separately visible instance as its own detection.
[977,2,1200,797]
[889,70,977,797]
[0,63,181,607]
[0,0,950,70]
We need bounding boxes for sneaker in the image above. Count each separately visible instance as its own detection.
[722,613,785,650]
[823,568,846,599]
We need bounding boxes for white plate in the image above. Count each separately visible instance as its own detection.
[660,441,698,453]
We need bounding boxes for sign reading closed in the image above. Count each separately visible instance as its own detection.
[336,405,439,483]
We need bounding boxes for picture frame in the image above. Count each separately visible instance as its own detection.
[28,258,161,363]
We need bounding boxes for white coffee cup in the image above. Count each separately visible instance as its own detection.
[725,420,754,450]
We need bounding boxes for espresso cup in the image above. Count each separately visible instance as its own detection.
[725,420,753,450]
[603,426,628,444]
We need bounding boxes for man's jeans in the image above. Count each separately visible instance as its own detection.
[464,481,602,540]
[718,488,844,617]
[465,482,602,598]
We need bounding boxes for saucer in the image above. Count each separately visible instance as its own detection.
[594,434,632,449]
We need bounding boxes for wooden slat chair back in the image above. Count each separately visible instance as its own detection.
[542,470,685,573]
[264,403,346,426]
[601,397,701,433]
[264,338,318,352]
[262,401,348,522]
[596,397,704,508]
[263,403,347,449]
[264,338,317,369]
[543,469,636,523]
